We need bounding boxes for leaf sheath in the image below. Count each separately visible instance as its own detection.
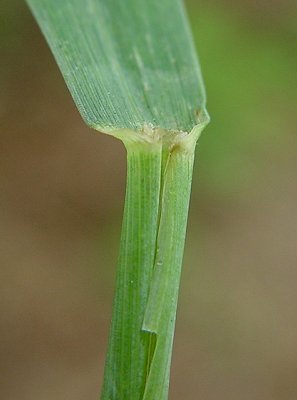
[102,128,201,399]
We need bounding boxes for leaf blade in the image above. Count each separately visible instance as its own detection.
[26,0,208,134]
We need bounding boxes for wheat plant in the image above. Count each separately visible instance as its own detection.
[25,0,209,399]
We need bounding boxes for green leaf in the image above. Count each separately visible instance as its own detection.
[26,0,208,136]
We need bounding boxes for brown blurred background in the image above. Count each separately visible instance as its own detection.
[1,1,296,399]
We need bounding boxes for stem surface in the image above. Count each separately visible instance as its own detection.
[101,131,198,400]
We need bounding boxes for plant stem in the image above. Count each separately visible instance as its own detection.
[101,130,198,400]
[101,141,163,400]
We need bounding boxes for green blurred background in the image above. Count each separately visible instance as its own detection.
[1,0,296,399]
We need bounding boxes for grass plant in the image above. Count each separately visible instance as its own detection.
[25,0,209,398]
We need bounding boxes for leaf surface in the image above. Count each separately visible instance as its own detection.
[26,0,208,135]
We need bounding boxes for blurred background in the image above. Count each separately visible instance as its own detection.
[1,0,296,399]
